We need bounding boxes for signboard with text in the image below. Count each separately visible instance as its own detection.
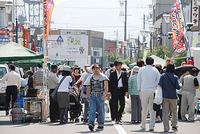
[191,0,199,31]
[48,35,88,57]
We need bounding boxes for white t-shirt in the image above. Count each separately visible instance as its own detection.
[57,75,72,92]
[79,72,87,81]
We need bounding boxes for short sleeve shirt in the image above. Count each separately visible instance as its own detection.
[57,76,72,92]
[84,73,109,94]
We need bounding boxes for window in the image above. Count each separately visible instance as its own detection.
[0,67,7,79]
[81,32,85,34]
[66,32,71,34]
[92,47,102,57]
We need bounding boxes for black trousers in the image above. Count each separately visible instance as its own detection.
[109,98,114,119]
[49,89,60,121]
[6,86,17,111]
[178,94,182,120]
[112,89,125,120]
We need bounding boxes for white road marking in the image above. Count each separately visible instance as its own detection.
[106,113,127,134]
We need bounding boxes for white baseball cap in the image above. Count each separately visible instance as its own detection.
[63,66,71,71]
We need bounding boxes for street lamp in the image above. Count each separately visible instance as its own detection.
[149,25,155,52]
[37,34,42,40]
[163,14,170,24]
[149,25,155,33]
[30,28,35,36]
[24,21,30,29]
[5,3,12,14]
[140,29,146,37]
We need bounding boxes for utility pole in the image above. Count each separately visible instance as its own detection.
[124,0,127,59]
[143,14,145,43]
[138,35,140,59]
[15,0,18,43]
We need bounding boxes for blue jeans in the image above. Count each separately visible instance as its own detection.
[88,95,105,127]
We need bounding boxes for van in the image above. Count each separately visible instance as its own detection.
[0,64,9,107]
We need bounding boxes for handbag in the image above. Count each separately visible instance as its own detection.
[153,86,163,105]
[50,76,67,101]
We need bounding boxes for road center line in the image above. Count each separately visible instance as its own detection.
[106,113,127,134]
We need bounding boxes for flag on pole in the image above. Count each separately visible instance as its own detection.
[171,1,187,56]
[43,0,54,40]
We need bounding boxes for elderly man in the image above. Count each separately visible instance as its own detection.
[181,68,199,122]
[48,64,59,122]
[137,57,160,131]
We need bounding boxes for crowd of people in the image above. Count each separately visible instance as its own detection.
[0,56,199,132]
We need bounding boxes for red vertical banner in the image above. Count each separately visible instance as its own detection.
[25,29,29,48]
[43,0,54,40]
[171,1,187,56]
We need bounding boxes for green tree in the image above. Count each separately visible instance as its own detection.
[121,58,131,65]
[173,52,187,67]
[105,51,120,65]
[147,46,170,59]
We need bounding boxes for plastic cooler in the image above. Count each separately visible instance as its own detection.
[17,93,23,108]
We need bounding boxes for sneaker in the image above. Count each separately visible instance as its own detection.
[172,126,178,132]
[115,120,120,124]
[83,119,88,123]
[140,125,146,130]
[96,126,104,131]
[88,123,94,131]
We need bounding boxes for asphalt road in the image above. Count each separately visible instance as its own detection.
[0,109,200,134]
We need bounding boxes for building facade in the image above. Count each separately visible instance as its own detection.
[47,29,104,68]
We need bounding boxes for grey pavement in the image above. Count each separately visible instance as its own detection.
[0,110,200,134]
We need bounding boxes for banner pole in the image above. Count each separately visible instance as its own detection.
[180,0,192,59]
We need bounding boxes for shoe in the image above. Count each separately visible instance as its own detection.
[131,120,137,124]
[188,120,195,122]
[83,119,88,123]
[115,120,119,124]
[172,126,178,132]
[51,120,59,123]
[60,120,66,124]
[88,123,94,131]
[164,130,169,132]
[140,126,146,130]
[149,129,154,131]
[96,126,104,131]
[6,111,9,116]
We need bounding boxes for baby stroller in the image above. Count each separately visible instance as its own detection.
[68,86,82,122]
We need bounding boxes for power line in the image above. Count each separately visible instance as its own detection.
[55,6,149,9]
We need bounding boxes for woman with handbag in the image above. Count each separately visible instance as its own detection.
[57,66,73,124]
[158,63,181,132]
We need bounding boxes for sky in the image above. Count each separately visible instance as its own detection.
[51,0,152,41]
